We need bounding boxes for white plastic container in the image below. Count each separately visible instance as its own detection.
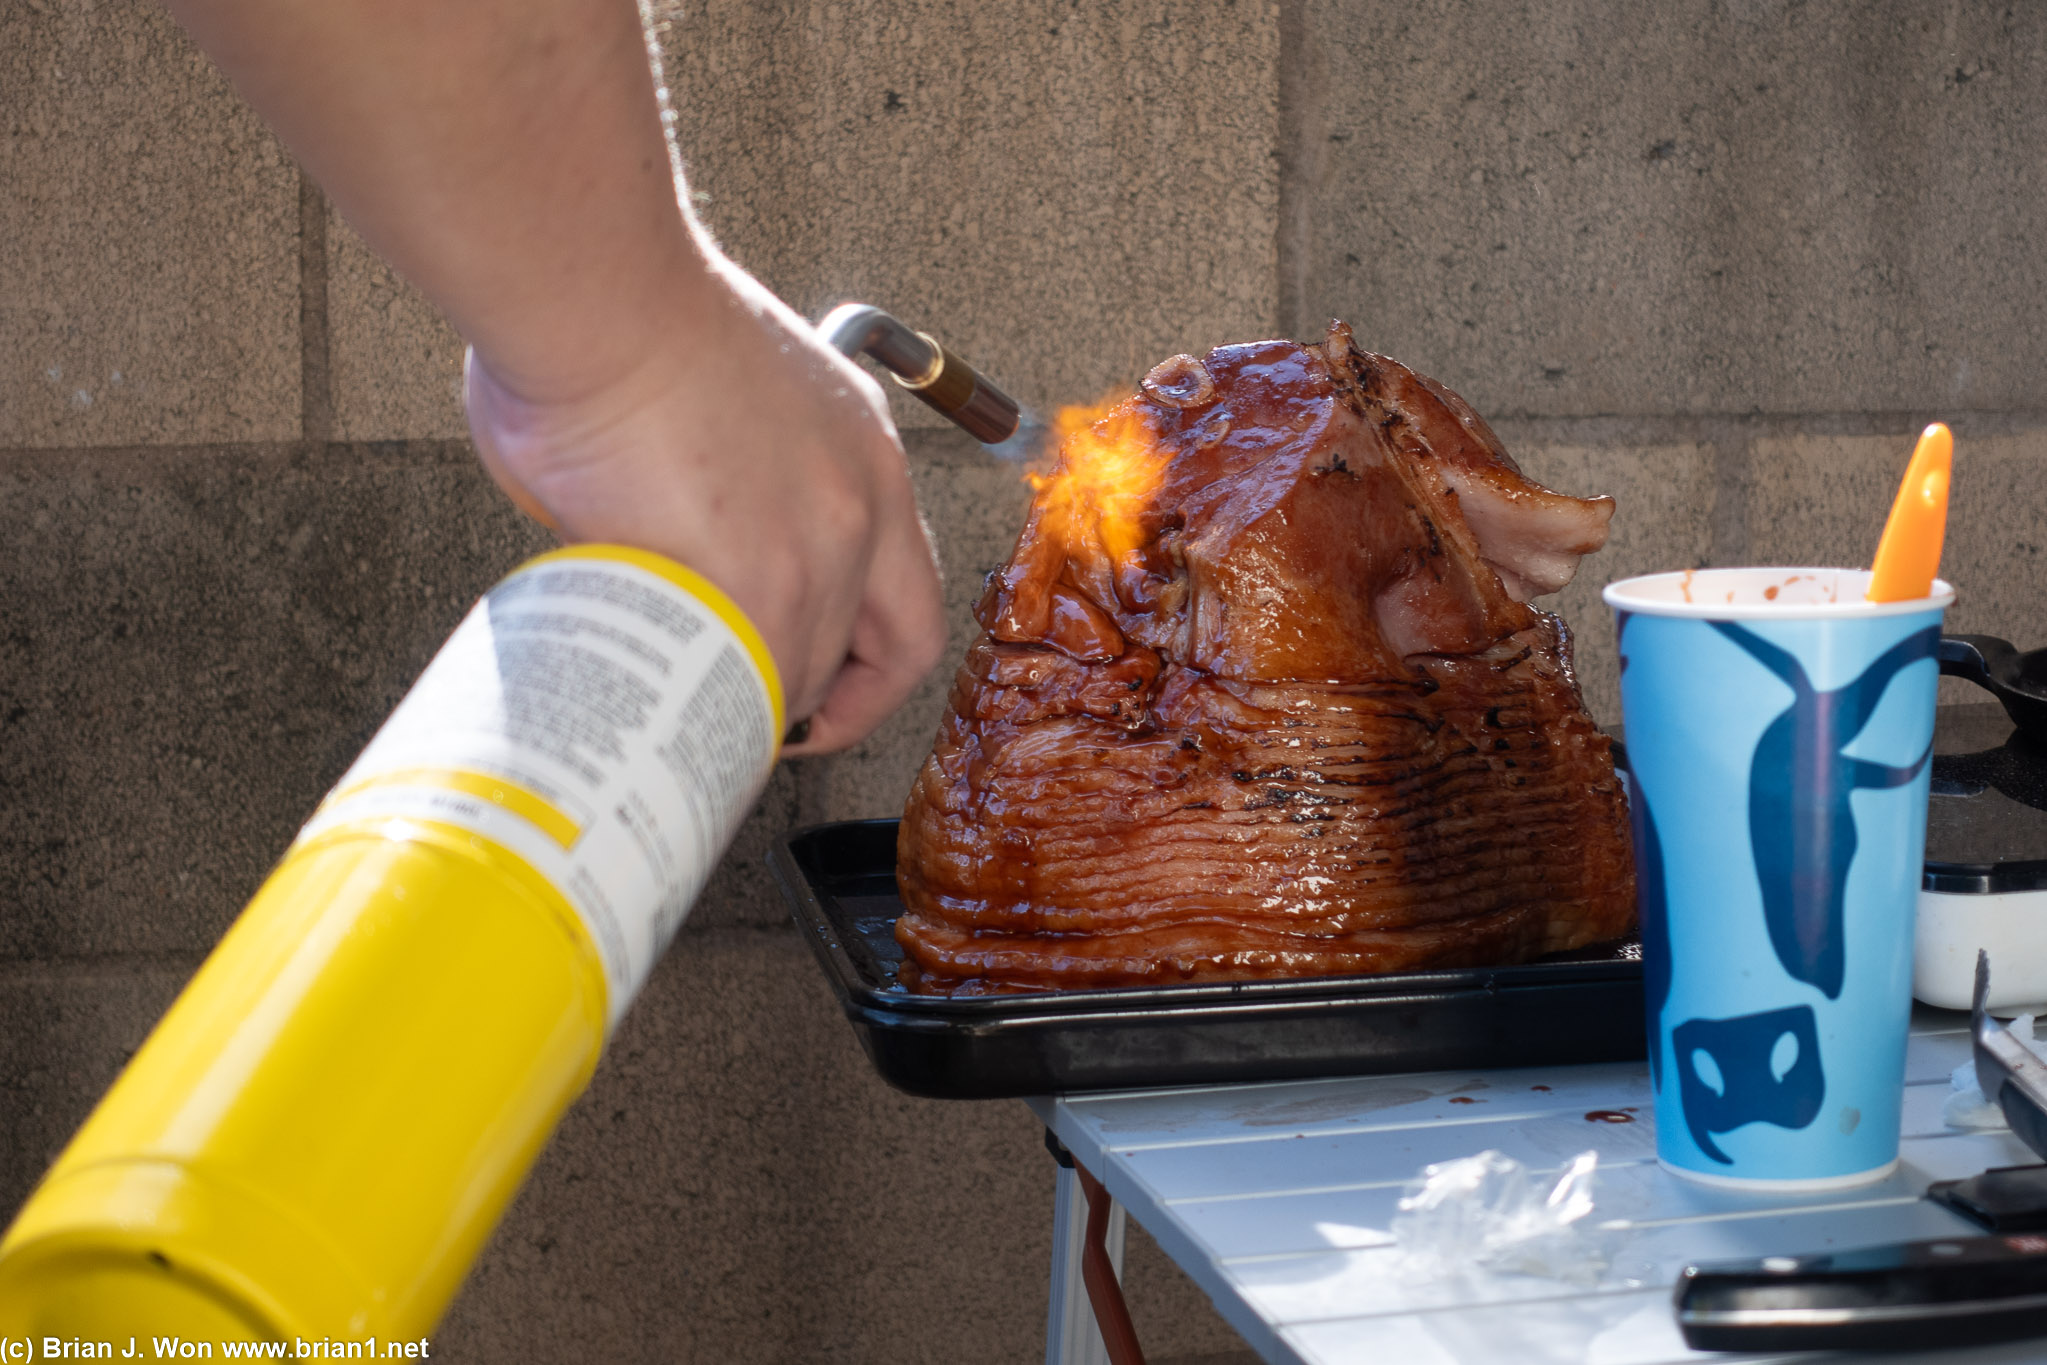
[1916,886,2047,1014]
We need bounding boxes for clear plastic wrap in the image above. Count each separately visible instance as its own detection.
[1391,1149,1608,1284]
[1946,1013,2041,1132]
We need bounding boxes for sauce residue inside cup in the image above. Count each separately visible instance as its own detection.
[1759,572,1829,604]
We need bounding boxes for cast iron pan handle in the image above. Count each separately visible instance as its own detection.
[1940,634,2047,743]
[1940,634,2021,688]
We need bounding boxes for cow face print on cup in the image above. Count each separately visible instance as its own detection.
[1626,613,1938,1165]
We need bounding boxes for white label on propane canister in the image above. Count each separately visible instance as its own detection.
[294,548,781,1027]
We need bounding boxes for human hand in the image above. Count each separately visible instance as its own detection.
[166,0,945,754]
[464,255,946,756]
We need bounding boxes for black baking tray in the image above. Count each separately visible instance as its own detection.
[770,819,1645,1099]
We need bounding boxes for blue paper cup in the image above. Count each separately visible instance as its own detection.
[1605,567,1954,1188]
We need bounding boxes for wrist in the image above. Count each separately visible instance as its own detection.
[466,214,729,410]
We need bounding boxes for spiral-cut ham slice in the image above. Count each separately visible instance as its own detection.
[895,323,1635,994]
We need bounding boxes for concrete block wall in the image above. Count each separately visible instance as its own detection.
[5,2,2045,1361]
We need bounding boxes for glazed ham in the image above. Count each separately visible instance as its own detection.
[895,323,1636,994]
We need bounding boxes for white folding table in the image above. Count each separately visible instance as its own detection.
[1032,1010,2047,1365]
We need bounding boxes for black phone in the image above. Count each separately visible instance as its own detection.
[1676,1233,2047,1353]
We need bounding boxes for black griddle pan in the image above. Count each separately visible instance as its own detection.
[770,819,1645,1099]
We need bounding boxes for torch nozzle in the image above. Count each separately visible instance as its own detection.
[817,303,1023,447]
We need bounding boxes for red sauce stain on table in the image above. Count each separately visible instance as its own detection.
[1447,1096,1481,1105]
[1584,1108,1638,1124]
[1530,1084,1552,1092]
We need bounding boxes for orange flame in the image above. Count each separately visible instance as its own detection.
[1027,399,1169,563]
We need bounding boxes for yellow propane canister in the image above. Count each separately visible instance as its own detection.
[0,545,782,1339]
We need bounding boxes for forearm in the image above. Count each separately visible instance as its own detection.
[166,0,946,746]
[164,0,708,402]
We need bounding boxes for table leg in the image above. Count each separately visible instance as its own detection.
[1046,1153,1126,1365]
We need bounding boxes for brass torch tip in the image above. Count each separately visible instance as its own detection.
[817,303,1023,446]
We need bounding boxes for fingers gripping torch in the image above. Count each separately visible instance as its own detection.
[0,305,1022,1339]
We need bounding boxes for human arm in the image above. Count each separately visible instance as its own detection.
[162,0,946,752]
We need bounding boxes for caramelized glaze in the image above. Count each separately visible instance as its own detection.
[896,323,1637,994]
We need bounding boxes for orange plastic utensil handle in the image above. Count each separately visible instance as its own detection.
[1867,422,1953,603]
